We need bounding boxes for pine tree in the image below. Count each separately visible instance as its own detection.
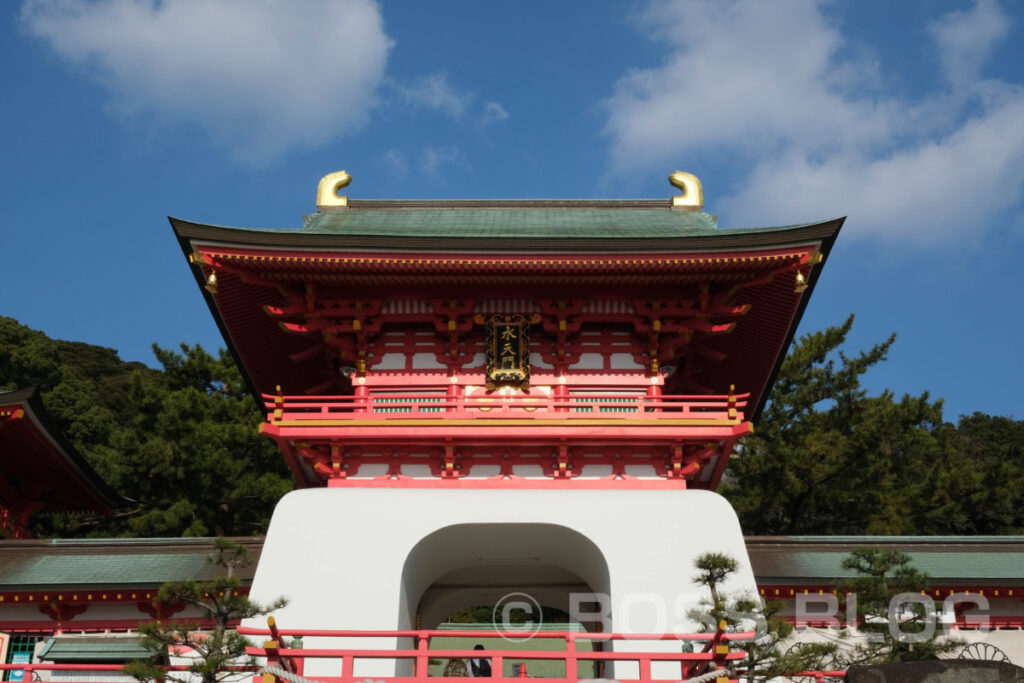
[721,315,949,535]
[124,539,287,683]
[835,548,960,666]
[689,552,834,682]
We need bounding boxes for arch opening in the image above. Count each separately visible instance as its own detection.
[398,523,612,677]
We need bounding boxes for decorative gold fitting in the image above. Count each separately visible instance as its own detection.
[316,170,352,209]
[794,271,808,293]
[205,271,218,294]
[669,170,703,210]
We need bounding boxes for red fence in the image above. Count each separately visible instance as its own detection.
[239,620,755,683]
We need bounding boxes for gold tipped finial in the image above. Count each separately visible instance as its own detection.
[317,171,352,209]
[669,170,703,211]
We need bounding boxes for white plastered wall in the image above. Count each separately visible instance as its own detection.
[243,488,756,678]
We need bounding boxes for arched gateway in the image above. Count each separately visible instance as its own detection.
[173,171,842,681]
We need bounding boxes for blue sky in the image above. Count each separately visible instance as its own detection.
[1,0,1022,421]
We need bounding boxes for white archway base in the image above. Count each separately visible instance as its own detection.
[244,487,757,678]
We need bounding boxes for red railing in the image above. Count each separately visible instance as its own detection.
[239,621,756,682]
[264,392,748,423]
[0,662,236,683]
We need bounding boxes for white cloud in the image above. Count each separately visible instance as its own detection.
[480,101,509,127]
[395,73,470,119]
[381,148,410,178]
[421,145,469,179]
[21,0,393,163]
[928,0,1011,86]
[605,0,1024,245]
[393,74,509,130]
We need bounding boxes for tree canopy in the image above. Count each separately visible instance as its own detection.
[721,315,1024,535]
[1,316,292,538]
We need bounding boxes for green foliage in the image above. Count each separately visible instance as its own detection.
[941,414,1024,533]
[689,552,834,682]
[692,552,738,617]
[0,317,292,538]
[123,539,287,683]
[103,343,293,537]
[834,548,959,666]
[721,314,1024,535]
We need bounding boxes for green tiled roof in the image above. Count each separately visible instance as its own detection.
[1,553,211,586]
[0,538,262,588]
[39,637,151,661]
[300,207,728,238]
[746,537,1024,583]
[761,551,1024,581]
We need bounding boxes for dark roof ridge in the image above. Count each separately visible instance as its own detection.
[0,536,265,549]
[340,199,679,210]
[746,535,1024,544]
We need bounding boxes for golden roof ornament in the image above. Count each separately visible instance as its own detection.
[669,170,703,211]
[317,170,352,210]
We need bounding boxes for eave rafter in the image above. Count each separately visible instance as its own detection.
[191,245,821,285]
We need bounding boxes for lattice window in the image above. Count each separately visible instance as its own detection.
[372,393,445,413]
[571,391,642,413]
[4,635,42,682]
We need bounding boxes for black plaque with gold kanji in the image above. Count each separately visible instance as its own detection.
[484,314,531,389]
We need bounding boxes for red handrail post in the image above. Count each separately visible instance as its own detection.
[415,632,429,680]
[639,658,652,681]
[565,632,577,682]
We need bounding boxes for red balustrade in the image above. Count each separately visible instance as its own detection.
[239,623,754,683]
[264,392,748,423]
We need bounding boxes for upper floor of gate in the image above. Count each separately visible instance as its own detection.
[173,171,843,489]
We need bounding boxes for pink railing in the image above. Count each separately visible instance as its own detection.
[0,662,244,683]
[264,392,748,422]
[239,622,755,682]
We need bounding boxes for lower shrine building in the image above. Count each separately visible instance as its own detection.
[0,388,122,541]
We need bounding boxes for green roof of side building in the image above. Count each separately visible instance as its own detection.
[0,537,262,589]
[39,637,151,662]
[4,537,1022,591]
[746,536,1024,584]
